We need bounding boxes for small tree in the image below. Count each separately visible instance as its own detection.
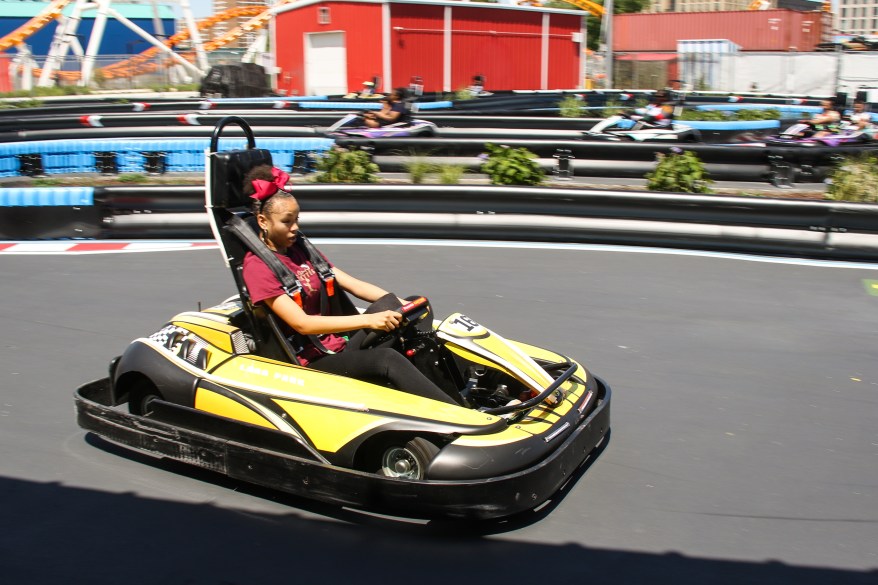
[480,143,544,186]
[645,148,713,193]
[313,146,379,183]
[826,153,878,202]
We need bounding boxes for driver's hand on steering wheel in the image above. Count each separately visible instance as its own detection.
[366,310,402,332]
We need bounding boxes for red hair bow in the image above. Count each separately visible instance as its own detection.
[250,167,290,201]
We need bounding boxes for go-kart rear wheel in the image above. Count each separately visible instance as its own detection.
[377,437,439,480]
[128,378,163,416]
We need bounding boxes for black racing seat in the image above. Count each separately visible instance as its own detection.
[207,116,303,365]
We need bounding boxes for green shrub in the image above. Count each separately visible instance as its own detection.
[0,98,43,109]
[453,87,476,101]
[0,85,93,103]
[826,154,878,202]
[678,110,729,121]
[406,159,435,184]
[480,143,544,186]
[117,173,148,183]
[558,94,584,118]
[313,146,379,183]
[602,97,647,118]
[645,149,713,193]
[438,164,466,184]
[735,108,780,121]
[31,177,62,187]
[678,108,781,121]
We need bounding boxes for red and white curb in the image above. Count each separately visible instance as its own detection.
[0,241,218,255]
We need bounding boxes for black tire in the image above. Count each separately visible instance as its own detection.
[127,378,163,416]
[376,437,440,480]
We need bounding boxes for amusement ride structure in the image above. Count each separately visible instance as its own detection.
[0,0,297,89]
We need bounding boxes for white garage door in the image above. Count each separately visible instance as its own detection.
[305,32,347,96]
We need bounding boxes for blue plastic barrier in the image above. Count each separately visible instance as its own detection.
[204,95,330,102]
[0,187,94,206]
[412,101,454,110]
[298,102,382,110]
[683,120,781,130]
[0,138,335,177]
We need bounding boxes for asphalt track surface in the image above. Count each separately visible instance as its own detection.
[2,240,877,585]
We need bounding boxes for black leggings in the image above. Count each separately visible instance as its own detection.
[308,295,460,405]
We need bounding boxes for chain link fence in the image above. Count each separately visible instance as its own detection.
[6,49,265,92]
[587,50,878,96]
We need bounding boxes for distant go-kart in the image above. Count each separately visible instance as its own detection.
[326,112,437,138]
[583,113,701,143]
[761,122,875,147]
[74,116,610,521]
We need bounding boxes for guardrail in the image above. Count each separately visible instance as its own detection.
[339,138,878,185]
[4,183,878,261]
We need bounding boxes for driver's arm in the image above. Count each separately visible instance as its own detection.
[333,267,403,304]
[265,293,401,335]
[375,107,402,123]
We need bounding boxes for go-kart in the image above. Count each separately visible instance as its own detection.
[73,116,610,520]
[326,112,437,138]
[762,122,874,147]
[583,113,701,143]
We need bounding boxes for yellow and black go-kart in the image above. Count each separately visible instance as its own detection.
[74,117,611,520]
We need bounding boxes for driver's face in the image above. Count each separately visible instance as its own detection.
[258,197,300,252]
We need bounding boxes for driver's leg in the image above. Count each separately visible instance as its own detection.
[310,348,461,404]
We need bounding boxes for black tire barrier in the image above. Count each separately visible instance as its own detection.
[0,109,778,137]
[11,183,877,261]
[0,206,101,239]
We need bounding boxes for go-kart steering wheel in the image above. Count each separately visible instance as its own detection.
[360,296,429,349]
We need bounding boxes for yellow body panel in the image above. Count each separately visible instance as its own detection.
[274,400,386,453]
[208,355,501,428]
[438,313,554,391]
[446,345,520,380]
[201,346,231,371]
[170,313,240,354]
[195,387,278,429]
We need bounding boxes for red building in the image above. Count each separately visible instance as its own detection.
[271,0,587,96]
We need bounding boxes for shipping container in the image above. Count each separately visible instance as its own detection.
[613,10,829,52]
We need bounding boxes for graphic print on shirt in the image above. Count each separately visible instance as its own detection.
[296,263,318,294]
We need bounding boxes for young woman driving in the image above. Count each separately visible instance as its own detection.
[240,165,459,405]
[363,88,410,128]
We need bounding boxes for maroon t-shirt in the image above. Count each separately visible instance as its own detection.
[241,247,347,366]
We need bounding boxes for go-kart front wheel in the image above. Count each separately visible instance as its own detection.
[127,377,163,416]
[377,437,439,480]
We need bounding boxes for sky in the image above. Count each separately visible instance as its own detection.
[186,0,214,19]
